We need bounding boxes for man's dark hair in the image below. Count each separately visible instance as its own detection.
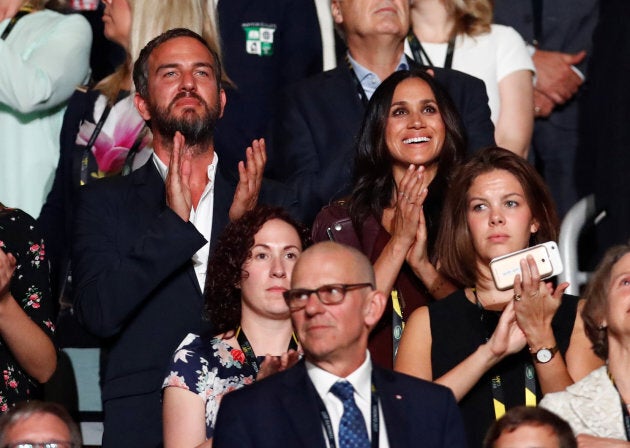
[483,406,576,448]
[133,28,223,99]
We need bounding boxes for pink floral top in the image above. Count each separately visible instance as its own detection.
[163,333,256,438]
[0,207,55,412]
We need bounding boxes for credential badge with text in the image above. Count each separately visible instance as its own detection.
[242,22,277,56]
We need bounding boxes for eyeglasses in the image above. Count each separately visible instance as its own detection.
[3,442,77,448]
[283,283,374,311]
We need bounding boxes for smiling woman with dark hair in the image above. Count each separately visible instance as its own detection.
[313,68,466,369]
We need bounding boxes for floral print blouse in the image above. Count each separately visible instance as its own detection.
[163,333,257,438]
[0,207,55,412]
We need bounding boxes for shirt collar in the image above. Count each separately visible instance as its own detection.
[151,151,218,185]
[306,351,373,402]
[346,51,410,85]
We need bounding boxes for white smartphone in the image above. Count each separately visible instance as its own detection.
[489,242,564,291]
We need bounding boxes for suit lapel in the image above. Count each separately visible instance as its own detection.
[280,362,328,448]
[132,160,203,296]
[373,367,407,448]
[132,160,166,216]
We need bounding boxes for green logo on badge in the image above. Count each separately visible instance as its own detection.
[243,23,276,56]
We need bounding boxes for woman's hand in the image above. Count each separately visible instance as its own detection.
[256,349,301,381]
[389,164,428,252]
[513,255,568,349]
[486,300,527,360]
[0,250,16,301]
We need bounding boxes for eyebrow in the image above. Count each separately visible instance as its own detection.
[467,192,526,202]
[251,244,301,251]
[390,98,436,108]
[155,62,215,73]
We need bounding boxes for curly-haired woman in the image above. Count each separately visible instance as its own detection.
[161,205,309,448]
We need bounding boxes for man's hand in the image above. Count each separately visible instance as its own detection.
[166,131,193,222]
[0,0,24,22]
[229,138,266,221]
[534,90,555,118]
[533,49,586,105]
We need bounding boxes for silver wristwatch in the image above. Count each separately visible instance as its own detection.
[532,346,558,364]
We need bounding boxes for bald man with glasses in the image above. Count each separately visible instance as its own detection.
[214,241,466,448]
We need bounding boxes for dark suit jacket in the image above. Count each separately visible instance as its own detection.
[214,0,323,172]
[268,62,495,224]
[213,361,467,448]
[72,158,296,442]
[493,0,598,129]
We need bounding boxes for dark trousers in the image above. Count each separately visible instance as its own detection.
[102,390,163,447]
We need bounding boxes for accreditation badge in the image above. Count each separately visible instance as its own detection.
[242,23,277,56]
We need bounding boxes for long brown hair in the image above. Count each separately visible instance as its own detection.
[436,147,559,287]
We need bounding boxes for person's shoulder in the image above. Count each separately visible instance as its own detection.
[430,65,485,88]
[220,362,297,407]
[36,8,90,30]
[374,366,456,402]
[489,24,523,39]
[79,160,155,199]
[0,206,35,225]
[287,66,351,96]
[429,289,467,310]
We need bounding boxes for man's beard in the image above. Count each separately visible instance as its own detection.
[148,91,221,151]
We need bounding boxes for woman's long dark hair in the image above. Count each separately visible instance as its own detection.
[348,69,466,255]
[203,206,310,335]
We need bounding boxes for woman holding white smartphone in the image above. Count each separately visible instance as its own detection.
[395,147,602,448]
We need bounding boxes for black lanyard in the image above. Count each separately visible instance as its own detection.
[344,54,369,106]
[607,368,630,441]
[1,7,32,41]
[473,288,537,419]
[79,92,145,184]
[407,31,455,69]
[235,326,298,375]
[316,376,380,448]
[531,0,543,48]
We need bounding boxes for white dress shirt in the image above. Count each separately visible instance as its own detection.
[152,152,216,291]
[307,351,390,448]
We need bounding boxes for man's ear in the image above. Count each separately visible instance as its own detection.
[134,92,151,121]
[219,88,226,119]
[364,289,387,328]
[331,0,343,25]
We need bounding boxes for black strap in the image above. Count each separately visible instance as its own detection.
[531,0,543,47]
[316,375,380,448]
[473,288,537,419]
[344,54,369,106]
[235,326,298,375]
[1,8,32,40]
[608,368,630,441]
[407,31,455,69]
[80,104,113,185]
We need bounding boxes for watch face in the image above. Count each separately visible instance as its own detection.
[536,348,553,363]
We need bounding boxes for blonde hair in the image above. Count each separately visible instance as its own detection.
[447,0,492,38]
[96,0,226,104]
